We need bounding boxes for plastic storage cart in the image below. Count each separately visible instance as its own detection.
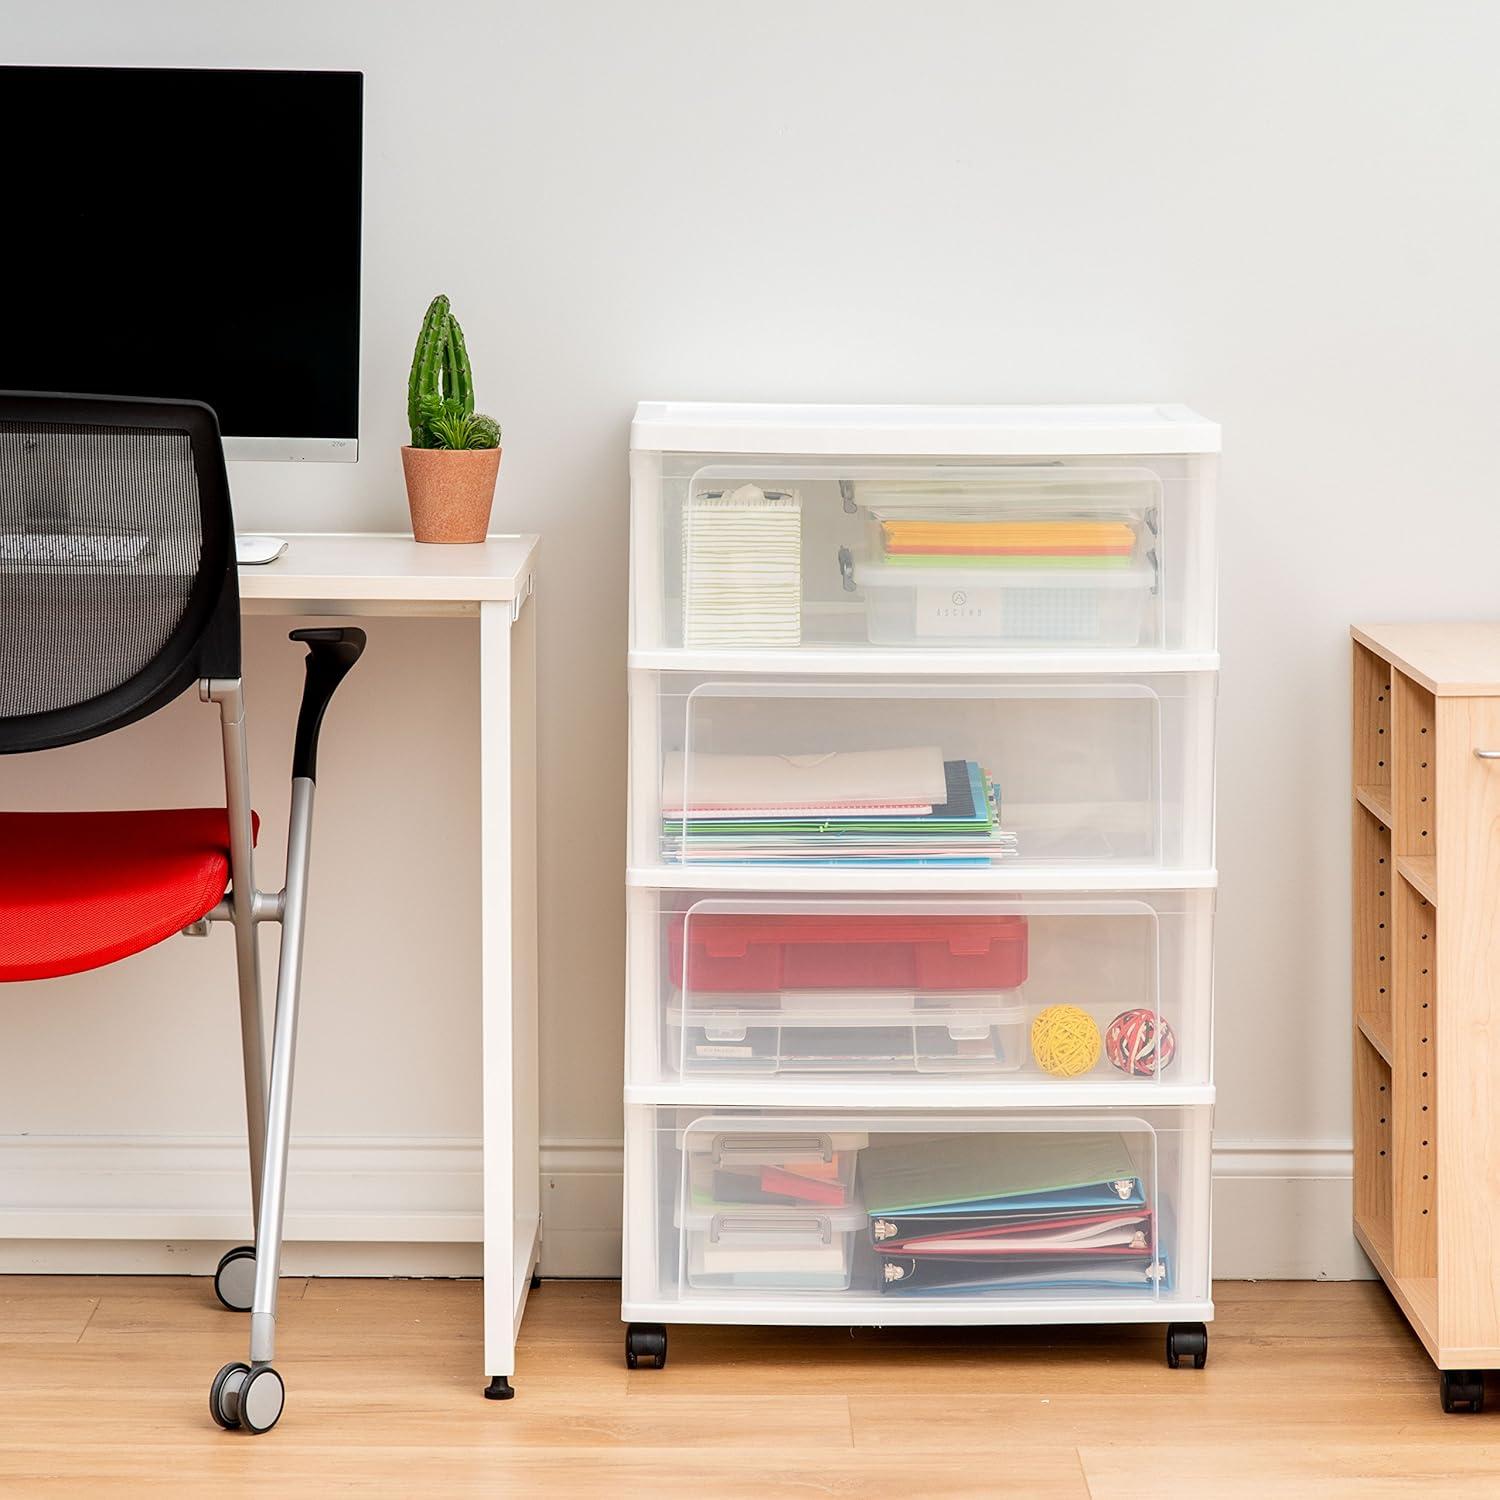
[624,403,1219,1373]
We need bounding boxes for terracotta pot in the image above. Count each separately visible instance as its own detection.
[401,446,502,543]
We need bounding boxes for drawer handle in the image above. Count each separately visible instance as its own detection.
[1476,749,1500,760]
[711,1132,832,1165]
[710,1214,832,1244]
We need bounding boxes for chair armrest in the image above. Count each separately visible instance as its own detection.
[289,627,367,782]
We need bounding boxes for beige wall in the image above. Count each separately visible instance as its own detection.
[6,0,1500,1276]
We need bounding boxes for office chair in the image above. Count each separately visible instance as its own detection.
[0,391,365,1435]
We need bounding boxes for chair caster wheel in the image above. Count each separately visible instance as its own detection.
[213,1246,257,1312]
[211,1361,284,1433]
[239,1364,286,1433]
[626,1322,667,1370]
[1166,1322,1208,1369]
[1441,1369,1485,1413]
[210,1361,250,1429]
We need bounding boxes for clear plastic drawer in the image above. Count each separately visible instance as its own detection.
[629,450,1216,655]
[628,671,1216,872]
[624,1105,1213,1320]
[628,891,1213,1088]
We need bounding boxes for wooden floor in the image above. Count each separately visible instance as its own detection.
[2,1277,1498,1496]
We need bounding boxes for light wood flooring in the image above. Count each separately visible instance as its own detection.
[1,1276,1497,1496]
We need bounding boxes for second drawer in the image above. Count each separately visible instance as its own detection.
[627,890,1214,1089]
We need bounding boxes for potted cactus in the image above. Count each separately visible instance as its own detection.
[401,294,503,543]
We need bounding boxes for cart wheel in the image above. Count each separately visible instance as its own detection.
[1166,1322,1208,1370]
[626,1322,668,1370]
[1441,1369,1485,1413]
[531,1271,542,1291]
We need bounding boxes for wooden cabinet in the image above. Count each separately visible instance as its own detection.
[1352,623,1500,1412]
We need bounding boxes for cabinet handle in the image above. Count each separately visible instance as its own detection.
[1475,749,1500,760]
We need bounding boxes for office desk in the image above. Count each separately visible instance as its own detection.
[242,531,540,1399]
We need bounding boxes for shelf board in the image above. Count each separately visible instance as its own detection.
[1354,783,1393,829]
[1396,854,1438,905]
[1354,1215,1440,1366]
[1356,1012,1393,1065]
[629,647,1221,677]
[628,864,1219,894]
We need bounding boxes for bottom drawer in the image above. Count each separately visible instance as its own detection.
[624,1105,1212,1324]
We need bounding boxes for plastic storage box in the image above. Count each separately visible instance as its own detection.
[666,990,1028,1077]
[853,554,1158,648]
[676,1121,867,1290]
[848,468,1161,648]
[668,910,1028,992]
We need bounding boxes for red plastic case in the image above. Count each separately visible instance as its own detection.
[669,913,1028,993]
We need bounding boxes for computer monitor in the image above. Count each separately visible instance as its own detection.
[0,66,363,462]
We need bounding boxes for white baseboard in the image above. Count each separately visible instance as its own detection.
[0,1134,1370,1281]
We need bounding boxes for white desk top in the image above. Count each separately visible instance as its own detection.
[236,532,539,614]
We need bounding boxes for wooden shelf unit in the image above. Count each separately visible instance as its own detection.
[1352,625,1500,1386]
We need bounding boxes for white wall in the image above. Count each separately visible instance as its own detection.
[6,0,1500,1278]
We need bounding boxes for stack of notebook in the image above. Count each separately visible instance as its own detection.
[860,1132,1168,1294]
[660,745,1016,866]
[877,518,1138,570]
[682,485,802,647]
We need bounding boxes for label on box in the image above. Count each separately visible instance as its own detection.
[694,1044,755,1058]
[914,586,996,637]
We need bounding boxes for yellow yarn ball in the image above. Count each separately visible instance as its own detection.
[1031,1005,1102,1078]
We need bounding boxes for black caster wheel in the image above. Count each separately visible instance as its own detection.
[531,1271,542,1291]
[626,1322,668,1370]
[1166,1322,1208,1370]
[236,1364,286,1434]
[213,1245,257,1312]
[210,1361,250,1429]
[1441,1369,1485,1413]
[484,1375,516,1400]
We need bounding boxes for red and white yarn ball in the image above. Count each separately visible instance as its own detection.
[1104,1009,1176,1077]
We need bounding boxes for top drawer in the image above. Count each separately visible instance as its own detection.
[629,452,1216,657]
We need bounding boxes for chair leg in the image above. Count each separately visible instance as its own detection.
[213,775,317,1436]
[214,680,269,1228]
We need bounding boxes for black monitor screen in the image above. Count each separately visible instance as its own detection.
[0,66,362,451]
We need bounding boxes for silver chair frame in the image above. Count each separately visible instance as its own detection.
[200,676,317,1369]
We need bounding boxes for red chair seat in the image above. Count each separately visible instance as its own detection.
[0,809,258,982]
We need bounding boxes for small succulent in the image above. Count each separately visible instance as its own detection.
[407,295,501,450]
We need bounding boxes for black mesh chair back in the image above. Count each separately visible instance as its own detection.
[0,391,240,754]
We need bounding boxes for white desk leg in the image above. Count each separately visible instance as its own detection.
[480,594,541,1400]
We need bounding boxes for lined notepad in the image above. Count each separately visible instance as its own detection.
[682,485,802,647]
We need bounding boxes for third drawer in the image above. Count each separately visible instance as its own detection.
[626,889,1213,1090]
